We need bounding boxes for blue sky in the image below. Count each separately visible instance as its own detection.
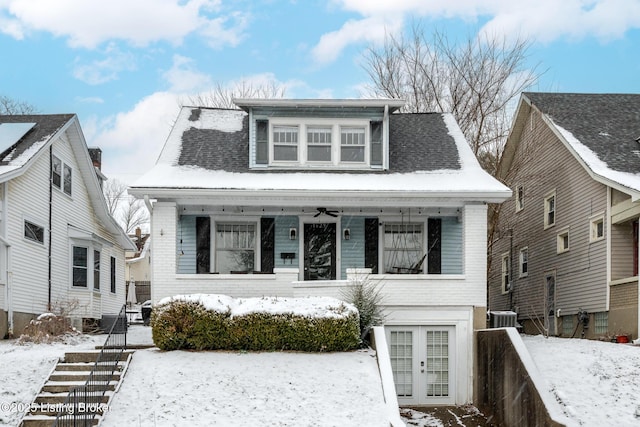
[1,0,639,183]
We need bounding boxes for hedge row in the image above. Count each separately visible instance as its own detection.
[151,298,360,352]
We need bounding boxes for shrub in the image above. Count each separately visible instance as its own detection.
[341,274,386,345]
[18,313,75,344]
[151,295,360,352]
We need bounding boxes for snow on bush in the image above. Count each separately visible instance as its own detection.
[151,294,360,352]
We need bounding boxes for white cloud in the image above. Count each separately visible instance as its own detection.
[0,0,247,49]
[85,92,181,182]
[312,15,403,65]
[162,55,214,93]
[75,96,104,104]
[73,43,137,85]
[314,0,640,64]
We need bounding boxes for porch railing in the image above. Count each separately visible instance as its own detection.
[52,305,128,427]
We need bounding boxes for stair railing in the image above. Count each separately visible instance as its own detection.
[52,304,128,427]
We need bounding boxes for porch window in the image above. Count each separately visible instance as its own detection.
[384,223,423,273]
[307,127,332,162]
[216,223,256,273]
[73,246,88,287]
[340,127,365,162]
[273,126,298,161]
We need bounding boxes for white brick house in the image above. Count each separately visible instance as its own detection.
[130,99,511,405]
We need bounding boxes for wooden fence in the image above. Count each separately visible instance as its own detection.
[125,281,151,303]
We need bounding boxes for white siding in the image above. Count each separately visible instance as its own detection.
[7,128,126,322]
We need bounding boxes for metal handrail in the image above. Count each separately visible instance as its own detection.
[52,305,128,427]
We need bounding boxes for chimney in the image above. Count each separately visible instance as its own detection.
[135,227,142,251]
[88,147,102,170]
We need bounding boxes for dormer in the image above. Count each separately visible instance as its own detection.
[233,98,405,171]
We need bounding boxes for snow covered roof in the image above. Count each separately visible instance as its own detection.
[0,114,74,176]
[0,114,135,250]
[523,92,640,195]
[132,104,510,203]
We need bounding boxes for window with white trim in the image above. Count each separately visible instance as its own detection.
[52,155,72,196]
[307,126,332,162]
[110,256,116,293]
[93,250,101,290]
[215,223,256,273]
[384,223,423,274]
[501,252,510,293]
[24,220,45,244]
[516,185,524,212]
[256,118,383,169]
[557,230,570,253]
[273,126,298,161]
[340,127,365,162]
[72,246,88,287]
[590,215,604,242]
[544,192,556,228]
[519,247,528,277]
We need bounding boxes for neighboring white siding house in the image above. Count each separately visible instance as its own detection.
[0,114,135,337]
[130,99,511,405]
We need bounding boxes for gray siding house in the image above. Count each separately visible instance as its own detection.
[489,92,640,340]
[130,98,511,406]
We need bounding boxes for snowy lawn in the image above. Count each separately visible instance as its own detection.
[0,333,105,426]
[523,335,640,427]
[102,347,389,427]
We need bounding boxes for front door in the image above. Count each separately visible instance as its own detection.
[387,326,456,405]
[304,223,336,280]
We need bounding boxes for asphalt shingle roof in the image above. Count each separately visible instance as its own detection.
[177,108,461,173]
[524,92,640,174]
[0,114,74,165]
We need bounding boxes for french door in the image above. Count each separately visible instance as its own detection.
[387,325,456,405]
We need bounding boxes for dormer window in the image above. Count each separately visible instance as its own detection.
[307,127,332,162]
[273,126,299,161]
[340,127,365,162]
[255,118,384,169]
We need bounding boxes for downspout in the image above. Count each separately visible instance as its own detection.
[48,147,53,310]
[0,227,12,336]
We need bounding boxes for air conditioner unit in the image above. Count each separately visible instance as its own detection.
[489,311,517,328]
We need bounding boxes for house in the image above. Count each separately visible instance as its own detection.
[488,92,640,340]
[126,227,151,303]
[0,114,135,337]
[129,99,511,405]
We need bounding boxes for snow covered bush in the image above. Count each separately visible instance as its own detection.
[151,294,360,352]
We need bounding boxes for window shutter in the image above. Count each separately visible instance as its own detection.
[256,120,268,164]
[427,218,441,274]
[365,218,379,274]
[261,217,275,273]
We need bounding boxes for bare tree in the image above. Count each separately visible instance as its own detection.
[103,179,149,234]
[362,25,540,175]
[183,79,287,109]
[0,95,38,115]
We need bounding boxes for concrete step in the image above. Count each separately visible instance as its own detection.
[54,362,125,371]
[48,371,121,382]
[41,380,118,393]
[33,392,112,405]
[63,350,133,363]
[21,414,100,427]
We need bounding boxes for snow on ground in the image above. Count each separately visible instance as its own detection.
[0,333,105,426]
[523,335,640,427]
[102,338,388,426]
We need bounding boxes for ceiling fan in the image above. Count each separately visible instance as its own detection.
[314,207,339,217]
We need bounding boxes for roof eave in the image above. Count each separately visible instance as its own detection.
[232,98,406,112]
